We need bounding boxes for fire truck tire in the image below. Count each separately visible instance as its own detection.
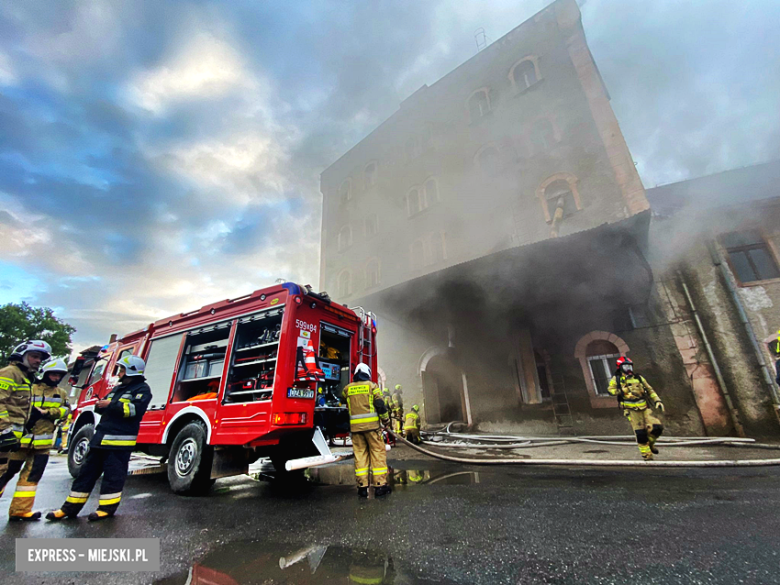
[167,421,214,496]
[68,424,95,478]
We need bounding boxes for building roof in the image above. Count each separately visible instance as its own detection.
[645,160,780,217]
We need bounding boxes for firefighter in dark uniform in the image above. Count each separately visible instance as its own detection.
[1,358,69,521]
[47,355,151,521]
[342,363,391,498]
[608,356,665,461]
[0,340,50,509]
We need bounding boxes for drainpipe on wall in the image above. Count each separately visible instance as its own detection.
[707,241,780,423]
[677,271,746,438]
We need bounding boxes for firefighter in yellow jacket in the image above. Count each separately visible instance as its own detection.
[0,340,50,508]
[391,384,404,433]
[403,404,422,444]
[608,356,665,461]
[0,358,69,521]
[342,364,391,497]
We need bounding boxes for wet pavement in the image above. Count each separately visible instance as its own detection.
[1,453,780,584]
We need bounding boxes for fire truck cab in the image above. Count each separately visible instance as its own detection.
[66,282,378,495]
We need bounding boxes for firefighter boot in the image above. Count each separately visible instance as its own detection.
[46,509,72,521]
[88,510,113,522]
[374,485,392,498]
[357,487,368,498]
[9,511,41,521]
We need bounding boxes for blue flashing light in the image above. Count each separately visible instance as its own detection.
[281,282,301,295]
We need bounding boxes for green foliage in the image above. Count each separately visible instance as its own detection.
[0,302,76,364]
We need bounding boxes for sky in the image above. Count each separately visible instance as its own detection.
[0,0,778,355]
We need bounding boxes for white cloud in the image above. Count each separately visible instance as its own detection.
[0,51,17,85]
[127,33,257,114]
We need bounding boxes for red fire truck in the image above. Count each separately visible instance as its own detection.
[66,282,378,495]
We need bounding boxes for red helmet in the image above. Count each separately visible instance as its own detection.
[615,356,632,367]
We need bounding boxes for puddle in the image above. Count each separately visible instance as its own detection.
[155,541,444,584]
[305,465,484,487]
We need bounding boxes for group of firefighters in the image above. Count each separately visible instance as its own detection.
[0,338,152,521]
[1,331,778,511]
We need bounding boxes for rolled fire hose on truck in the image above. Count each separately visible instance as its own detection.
[388,429,780,468]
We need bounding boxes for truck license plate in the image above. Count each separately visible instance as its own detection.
[287,388,315,399]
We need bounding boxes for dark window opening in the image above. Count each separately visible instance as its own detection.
[723,231,780,283]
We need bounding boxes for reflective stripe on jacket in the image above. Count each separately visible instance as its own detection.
[404,411,420,431]
[342,381,388,432]
[0,362,34,439]
[607,374,660,411]
[22,382,70,450]
[91,378,152,450]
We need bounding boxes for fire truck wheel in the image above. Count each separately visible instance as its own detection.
[67,424,94,478]
[167,421,214,496]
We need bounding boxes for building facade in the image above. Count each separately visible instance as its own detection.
[320,0,780,437]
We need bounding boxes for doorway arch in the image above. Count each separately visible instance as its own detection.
[419,346,472,425]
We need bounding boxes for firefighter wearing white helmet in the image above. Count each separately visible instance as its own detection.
[342,363,391,498]
[0,358,69,521]
[0,340,51,505]
[48,354,151,522]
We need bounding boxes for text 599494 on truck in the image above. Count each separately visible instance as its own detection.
[65,283,379,495]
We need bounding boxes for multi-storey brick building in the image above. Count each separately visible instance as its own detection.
[319,0,780,437]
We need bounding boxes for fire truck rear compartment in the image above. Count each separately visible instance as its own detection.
[172,323,231,402]
[224,309,283,404]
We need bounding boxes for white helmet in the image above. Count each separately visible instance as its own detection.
[116,355,145,377]
[41,358,68,375]
[354,363,371,378]
[10,340,52,361]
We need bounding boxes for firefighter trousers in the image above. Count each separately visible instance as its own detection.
[61,448,131,517]
[0,445,16,498]
[625,408,663,459]
[404,428,421,444]
[351,429,388,488]
[0,447,50,516]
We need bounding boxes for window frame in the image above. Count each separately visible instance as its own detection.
[722,231,780,286]
[339,178,353,205]
[587,353,620,397]
[337,225,353,252]
[508,56,542,94]
[467,88,492,123]
[364,162,378,189]
[337,269,352,298]
[427,231,447,266]
[410,239,426,271]
[475,144,501,176]
[536,173,582,223]
[406,186,428,217]
[365,258,381,289]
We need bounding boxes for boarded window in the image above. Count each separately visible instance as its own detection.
[723,231,780,283]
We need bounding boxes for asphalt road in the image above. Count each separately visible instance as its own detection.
[1,453,779,584]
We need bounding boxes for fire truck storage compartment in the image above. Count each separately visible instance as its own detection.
[224,307,283,403]
[317,322,352,406]
[172,321,231,402]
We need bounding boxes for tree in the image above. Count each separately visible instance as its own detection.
[0,302,76,364]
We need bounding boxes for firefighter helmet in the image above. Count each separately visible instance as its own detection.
[616,356,633,373]
[411,404,420,413]
[10,340,52,361]
[394,384,402,392]
[41,358,68,375]
[116,355,145,377]
[354,363,371,378]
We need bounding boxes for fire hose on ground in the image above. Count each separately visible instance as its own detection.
[387,429,780,468]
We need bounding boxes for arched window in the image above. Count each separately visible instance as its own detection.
[338,225,352,252]
[365,258,380,289]
[365,162,378,188]
[545,180,577,219]
[531,118,557,153]
[476,145,501,176]
[407,186,426,216]
[585,340,620,396]
[467,89,491,122]
[337,270,352,298]
[574,331,630,407]
[429,232,447,265]
[424,177,439,204]
[339,178,352,203]
[537,173,582,222]
[410,239,425,271]
[509,56,541,93]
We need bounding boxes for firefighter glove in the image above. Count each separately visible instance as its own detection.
[656,402,665,413]
[374,397,387,415]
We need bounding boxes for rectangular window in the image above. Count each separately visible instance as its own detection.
[587,354,619,396]
[723,231,780,283]
[144,335,186,408]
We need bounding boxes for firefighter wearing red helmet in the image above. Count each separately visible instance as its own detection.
[608,356,665,461]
